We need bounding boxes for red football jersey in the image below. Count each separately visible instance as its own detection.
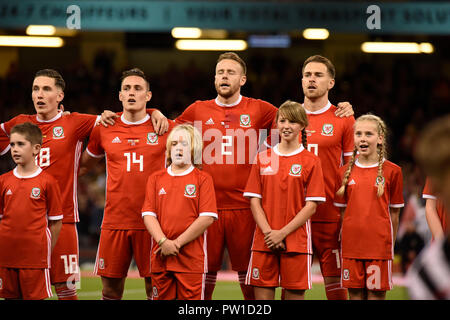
[244,144,326,254]
[304,102,355,222]
[176,95,277,210]
[423,177,448,233]
[142,165,218,273]
[0,168,63,268]
[0,127,9,156]
[1,112,98,223]
[334,159,404,260]
[87,114,175,230]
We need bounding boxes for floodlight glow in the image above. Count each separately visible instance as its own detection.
[361,42,434,54]
[303,28,329,40]
[175,39,247,51]
[171,27,202,39]
[419,42,434,54]
[26,25,56,36]
[0,36,64,47]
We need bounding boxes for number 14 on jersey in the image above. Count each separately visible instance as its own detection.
[124,152,143,172]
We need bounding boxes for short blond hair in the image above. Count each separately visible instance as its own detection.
[166,124,203,168]
[217,52,247,75]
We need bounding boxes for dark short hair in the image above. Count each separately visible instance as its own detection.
[302,55,336,79]
[34,69,66,91]
[217,52,247,75]
[10,122,43,145]
[120,68,150,90]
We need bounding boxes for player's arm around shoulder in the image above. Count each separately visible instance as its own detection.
[79,125,104,176]
[335,101,354,118]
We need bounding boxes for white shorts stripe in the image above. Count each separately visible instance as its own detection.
[45,268,53,298]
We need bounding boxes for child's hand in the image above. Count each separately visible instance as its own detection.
[156,239,180,256]
[264,230,286,249]
[271,241,286,252]
[99,110,119,127]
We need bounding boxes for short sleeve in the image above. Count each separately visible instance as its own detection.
[72,113,99,141]
[46,176,63,220]
[305,157,326,203]
[0,124,9,155]
[85,124,104,158]
[389,167,404,208]
[333,166,347,207]
[343,116,356,157]
[141,174,157,218]
[422,178,436,200]
[243,155,263,199]
[198,173,218,219]
[0,176,4,218]
[175,102,197,125]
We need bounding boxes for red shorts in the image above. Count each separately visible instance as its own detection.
[207,208,255,272]
[0,267,52,300]
[341,258,393,291]
[94,229,151,278]
[151,271,205,300]
[311,221,342,277]
[50,222,80,284]
[246,251,312,290]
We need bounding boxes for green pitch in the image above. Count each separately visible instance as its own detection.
[49,276,410,300]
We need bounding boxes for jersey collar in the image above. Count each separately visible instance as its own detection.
[13,166,43,179]
[120,114,150,125]
[167,165,195,176]
[273,143,305,157]
[215,95,242,107]
[304,100,332,115]
[355,158,386,168]
[36,110,63,123]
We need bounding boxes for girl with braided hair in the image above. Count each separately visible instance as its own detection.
[243,100,326,299]
[334,114,404,300]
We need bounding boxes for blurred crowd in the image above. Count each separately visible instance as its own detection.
[0,48,449,270]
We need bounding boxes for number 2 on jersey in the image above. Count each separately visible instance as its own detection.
[222,136,232,156]
[124,152,143,172]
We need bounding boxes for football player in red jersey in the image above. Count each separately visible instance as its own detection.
[0,69,167,300]
[81,68,175,300]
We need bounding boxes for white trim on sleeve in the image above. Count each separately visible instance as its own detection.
[142,211,157,218]
[243,192,262,199]
[389,203,404,208]
[305,197,326,203]
[199,212,218,220]
[343,152,354,157]
[334,202,347,208]
[86,147,105,158]
[48,215,63,220]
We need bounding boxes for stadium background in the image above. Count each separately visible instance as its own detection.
[0,0,449,299]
